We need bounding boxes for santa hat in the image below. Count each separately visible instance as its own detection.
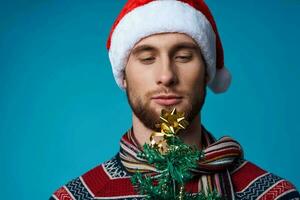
[107,0,231,93]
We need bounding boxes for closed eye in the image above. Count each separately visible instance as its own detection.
[175,55,193,63]
[139,57,155,64]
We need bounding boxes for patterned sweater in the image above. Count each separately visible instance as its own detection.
[50,154,299,200]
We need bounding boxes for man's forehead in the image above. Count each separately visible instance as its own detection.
[131,33,199,54]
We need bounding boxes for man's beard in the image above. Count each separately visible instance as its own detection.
[125,84,207,132]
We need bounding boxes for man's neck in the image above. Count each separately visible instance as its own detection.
[132,113,202,149]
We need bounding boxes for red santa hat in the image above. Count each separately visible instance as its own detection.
[107,0,231,93]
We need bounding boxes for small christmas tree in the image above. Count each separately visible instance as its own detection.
[131,108,221,200]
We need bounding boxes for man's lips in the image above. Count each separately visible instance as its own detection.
[151,95,183,106]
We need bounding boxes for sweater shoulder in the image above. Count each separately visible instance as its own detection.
[230,159,299,199]
[50,155,143,200]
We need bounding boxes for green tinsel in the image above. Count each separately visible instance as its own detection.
[131,136,221,200]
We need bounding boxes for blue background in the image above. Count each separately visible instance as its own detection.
[0,0,299,199]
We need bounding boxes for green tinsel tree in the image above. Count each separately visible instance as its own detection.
[131,109,222,200]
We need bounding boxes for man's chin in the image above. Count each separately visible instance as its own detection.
[155,104,187,113]
[151,105,177,115]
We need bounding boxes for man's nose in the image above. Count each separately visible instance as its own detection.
[155,56,178,87]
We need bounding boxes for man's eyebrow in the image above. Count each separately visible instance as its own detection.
[131,45,157,56]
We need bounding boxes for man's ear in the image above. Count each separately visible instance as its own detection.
[122,71,127,89]
[205,69,210,84]
[122,78,127,88]
[205,74,209,84]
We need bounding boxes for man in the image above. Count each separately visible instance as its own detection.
[50,0,299,199]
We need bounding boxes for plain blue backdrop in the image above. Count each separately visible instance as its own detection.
[0,0,299,199]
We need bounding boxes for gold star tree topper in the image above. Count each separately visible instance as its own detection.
[150,108,189,152]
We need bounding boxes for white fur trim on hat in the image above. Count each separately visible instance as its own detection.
[108,0,228,92]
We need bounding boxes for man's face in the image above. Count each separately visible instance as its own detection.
[123,33,208,131]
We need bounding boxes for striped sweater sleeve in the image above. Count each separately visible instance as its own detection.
[230,160,299,200]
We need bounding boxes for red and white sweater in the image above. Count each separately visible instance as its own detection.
[50,154,299,200]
